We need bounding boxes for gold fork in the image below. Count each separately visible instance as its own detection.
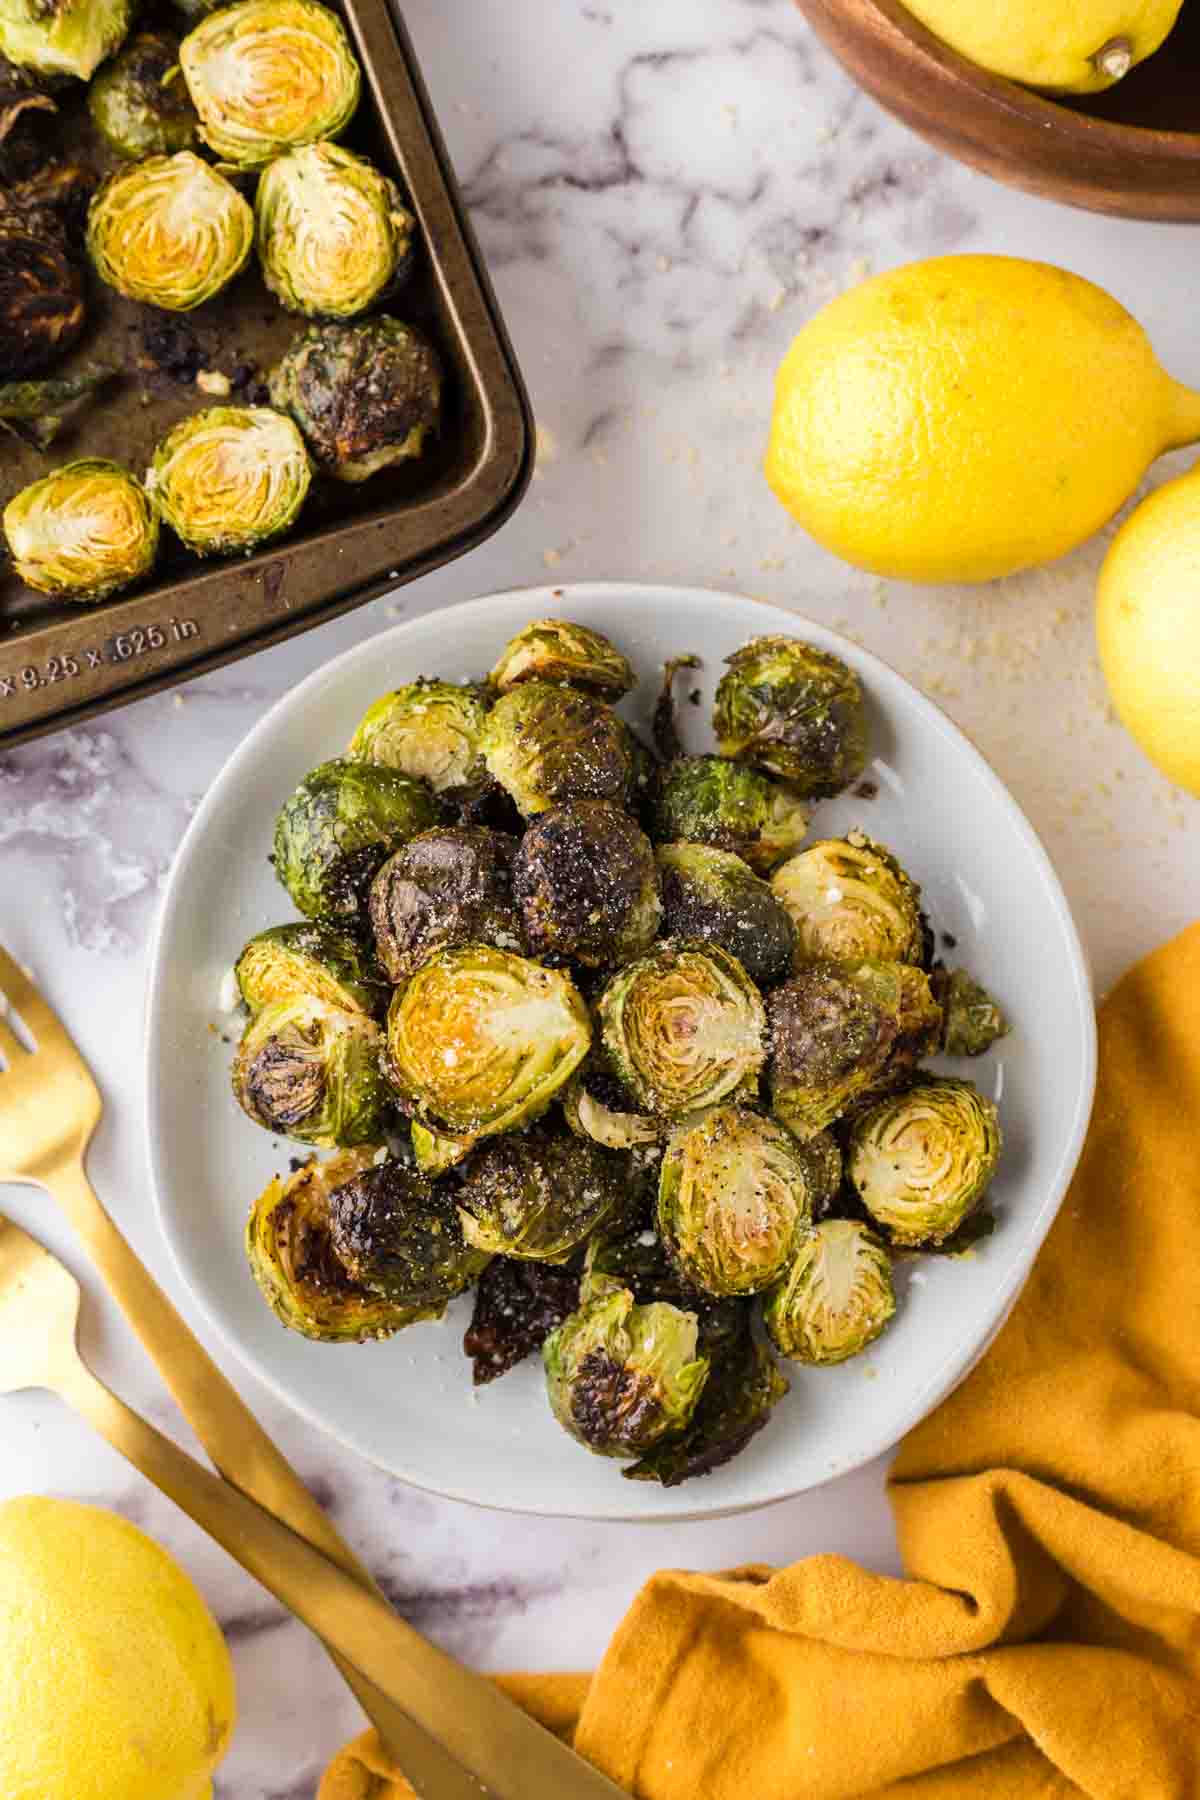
[0,947,620,1800]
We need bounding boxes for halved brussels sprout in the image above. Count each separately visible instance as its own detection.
[273,757,438,925]
[657,1105,812,1296]
[934,968,1010,1058]
[232,994,390,1147]
[653,755,809,876]
[410,1120,477,1177]
[234,921,386,1017]
[657,841,795,988]
[180,0,359,167]
[456,1126,626,1263]
[385,944,591,1138]
[489,619,635,700]
[598,940,766,1119]
[246,1149,418,1343]
[87,30,196,158]
[3,458,158,601]
[626,1317,789,1486]
[848,1075,1001,1248]
[480,680,636,818]
[327,1157,488,1306]
[87,152,252,311]
[256,142,412,319]
[562,1069,661,1152]
[148,405,311,555]
[268,317,442,482]
[543,1287,709,1459]
[771,833,924,967]
[349,680,491,794]
[714,635,868,798]
[513,799,662,968]
[763,1221,895,1364]
[0,208,84,379]
[0,0,131,80]
[368,827,522,983]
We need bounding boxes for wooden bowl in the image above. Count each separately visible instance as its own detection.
[793,0,1200,222]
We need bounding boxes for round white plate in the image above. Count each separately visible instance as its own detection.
[146,584,1097,1521]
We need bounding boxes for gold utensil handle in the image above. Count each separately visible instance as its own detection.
[57,1352,625,1800]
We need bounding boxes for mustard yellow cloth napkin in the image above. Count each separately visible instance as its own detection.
[321,923,1200,1800]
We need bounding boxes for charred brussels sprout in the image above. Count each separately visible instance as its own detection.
[148,406,311,555]
[0,207,84,378]
[848,1075,1001,1248]
[256,142,412,319]
[87,152,252,311]
[598,940,766,1119]
[543,1287,709,1459]
[87,31,197,158]
[657,1105,812,1296]
[456,1126,626,1262]
[327,1157,488,1307]
[385,944,591,1138]
[513,800,661,968]
[180,0,359,167]
[763,1221,895,1364]
[234,921,386,1017]
[273,757,438,925]
[3,458,157,601]
[714,635,868,798]
[349,680,490,795]
[562,1070,661,1152]
[653,755,808,876]
[269,316,441,482]
[369,827,522,983]
[657,841,795,988]
[489,619,635,701]
[934,968,1010,1058]
[626,1318,789,1486]
[0,0,131,79]
[771,833,924,967]
[245,1149,420,1342]
[480,680,636,819]
[464,1257,582,1386]
[232,994,389,1147]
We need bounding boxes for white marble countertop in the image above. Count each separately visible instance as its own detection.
[2,1,1198,1793]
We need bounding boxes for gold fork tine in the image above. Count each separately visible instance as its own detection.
[0,942,65,1052]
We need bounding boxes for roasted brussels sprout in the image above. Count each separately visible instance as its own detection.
[234,921,386,1017]
[767,959,941,1142]
[348,680,490,794]
[464,1256,581,1386]
[180,0,359,167]
[0,365,113,450]
[771,833,924,968]
[562,1069,661,1152]
[714,635,868,798]
[543,1287,709,1459]
[368,827,522,983]
[410,1120,477,1177]
[598,940,766,1119]
[657,1105,812,1296]
[480,680,637,818]
[657,841,795,988]
[385,944,591,1138]
[148,405,311,555]
[87,152,252,312]
[3,458,158,600]
[653,755,809,876]
[0,206,84,379]
[268,316,441,482]
[232,994,390,1147]
[273,757,438,925]
[0,0,131,79]
[934,968,1010,1058]
[763,1220,896,1364]
[87,30,196,158]
[513,800,661,968]
[456,1126,626,1263]
[246,1149,419,1342]
[848,1075,1001,1248]
[327,1157,488,1306]
[256,141,412,319]
[489,619,635,701]
[626,1318,789,1486]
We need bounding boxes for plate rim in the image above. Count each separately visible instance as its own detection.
[144,581,1098,1523]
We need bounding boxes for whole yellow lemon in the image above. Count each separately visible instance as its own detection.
[1097,467,1200,796]
[901,0,1182,93]
[0,1495,236,1800]
[765,255,1200,584]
